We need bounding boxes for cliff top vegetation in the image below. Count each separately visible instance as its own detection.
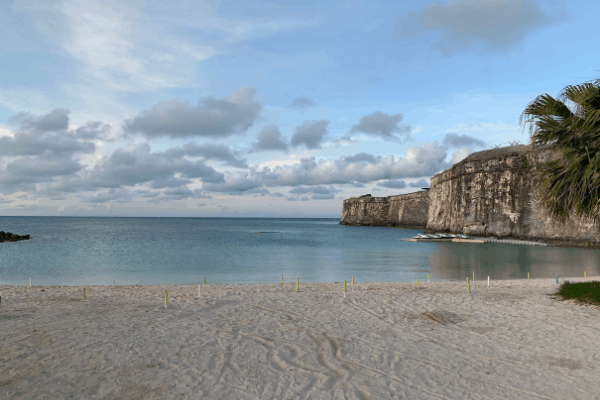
[521,78,600,226]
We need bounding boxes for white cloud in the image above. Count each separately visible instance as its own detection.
[396,0,556,54]
[350,111,412,143]
[203,142,450,192]
[123,87,261,139]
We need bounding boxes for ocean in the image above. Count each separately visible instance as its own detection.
[0,217,598,286]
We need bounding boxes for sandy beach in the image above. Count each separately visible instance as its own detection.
[1,278,599,399]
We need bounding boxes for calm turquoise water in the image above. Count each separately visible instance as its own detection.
[0,217,598,285]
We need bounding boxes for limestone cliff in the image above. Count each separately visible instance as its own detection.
[427,145,599,246]
[340,144,600,247]
[340,191,429,228]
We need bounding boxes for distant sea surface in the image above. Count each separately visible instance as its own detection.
[0,217,599,286]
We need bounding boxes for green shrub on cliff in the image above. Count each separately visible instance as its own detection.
[521,79,600,226]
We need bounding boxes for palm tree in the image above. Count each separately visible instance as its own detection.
[520,79,600,225]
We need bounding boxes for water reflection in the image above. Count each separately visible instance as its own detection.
[429,242,600,281]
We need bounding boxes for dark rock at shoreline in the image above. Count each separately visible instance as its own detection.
[0,231,30,242]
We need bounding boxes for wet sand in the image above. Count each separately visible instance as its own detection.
[1,277,599,399]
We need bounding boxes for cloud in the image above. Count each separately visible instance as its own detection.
[240,187,270,196]
[8,108,70,133]
[144,188,213,203]
[343,153,377,164]
[49,142,224,196]
[255,143,448,186]
[203,142,450,192]
[0,109,99,193]
[395,0,553,54]
[327,135,356,148]
[0,109,96,158]
[149,176,190,189]
[442,132,486,149]
[348,181,366,188]
[0,156,84,192]
[79,188,135,204]
[0,133,95,158]
[450,148,472,164]
[289,97,317,112]
[74,121,113,140]
[350,111,412,143]
[287,196,311,202]
[287,185,338,201]
[440,133,487,164]
[288,185,339,195]
[376,179,406,189]
[290,119,329,149]
[250,125,289,152]
[123,86,261,139]
[165,142,248,168]
[408,178,430,188]
[201,171,261,193]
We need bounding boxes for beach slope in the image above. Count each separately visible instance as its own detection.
[1,279,599,399]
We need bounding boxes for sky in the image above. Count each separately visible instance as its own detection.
[0,0,598,218]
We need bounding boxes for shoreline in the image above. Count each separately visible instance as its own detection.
[1,278,599,399]
[2,274,597,287]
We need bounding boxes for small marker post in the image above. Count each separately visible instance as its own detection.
[114,279,115,285]
[281,274,283,284]
[556,273,558,284]
[584,271,587,278]
[487,276,489,287]
[428,273,430,282]
[296,278,299,292]
[198,284,201,297]
[417,279,420,288]
[352,276,354,284]
[30,278,32,287]
[165,290,168,307]
[83,287,86,300]
[528,272,530,280]
[467,277,470,294]
[473,271,475,282]
[344,280,347,294]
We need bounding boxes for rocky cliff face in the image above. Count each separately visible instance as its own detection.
[340,191,429,228]
[340,144,600,247]
[427,145,600,246]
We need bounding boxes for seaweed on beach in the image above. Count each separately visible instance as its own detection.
[555,280,600,307]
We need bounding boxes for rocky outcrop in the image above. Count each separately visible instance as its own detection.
[0,231,31,242]
[427,145,600,246]
[340,144,600,247]
[340,191,429,228]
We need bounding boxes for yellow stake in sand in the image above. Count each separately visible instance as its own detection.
[203,277,206,285]
[344,280,346,292]
[165,290,168,306]
[83,287,86,300]
[428,273,430,282]
[467,277,470,294]
[584,271,587,278]
[528,272,530,280]
[281,274,283,284]
[473,272,475,281]
[296,278,299,292]
[417,279,420,288]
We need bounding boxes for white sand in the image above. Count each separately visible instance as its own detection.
[1,277,599,399]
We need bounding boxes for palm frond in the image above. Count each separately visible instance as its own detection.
[524,78,600,226]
